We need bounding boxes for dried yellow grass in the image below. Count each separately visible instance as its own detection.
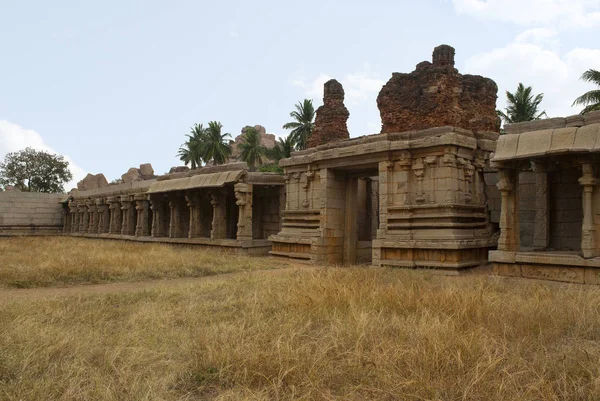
[2,267,600,400]
[0,237,277,288]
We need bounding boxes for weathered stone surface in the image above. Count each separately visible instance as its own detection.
[584,110,600,125]
[504,117,566,135]
[121,168,142,183]
[77,173,109,191]
[169,166,190,174]
[307,79,350,148]
[230,125,277,160]
[566,114,585,128]
[139,163,154,178]
[377,45,499,134]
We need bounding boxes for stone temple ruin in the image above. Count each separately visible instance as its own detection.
[61,162,284,254]
[3,44,600,284]
[271,45,500,268]
[490,112,600,283]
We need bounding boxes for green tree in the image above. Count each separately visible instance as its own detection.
[0,147,73,193]
[238,127,266,171]
[177,123,206,169]
[266,135,294,162]
[497,83,547,125]
[282,99,315,150]
[202,121,232,165]
[573,69,600,114]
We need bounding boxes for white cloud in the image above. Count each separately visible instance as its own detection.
[293,71,385,105]
[452,0,600,28]
[0,120,86,191]
[514,28,559,49]
[291,70,385,136]
[464,32,600,118]
[292,73,333,100]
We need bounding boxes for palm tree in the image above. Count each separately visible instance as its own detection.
[202,121,232,165]
[266,135,294,162]
[282,99,315,150]
[238,127,266,171]
[177,123,206,169]
[497,83,547,125]
[573,69,600,114]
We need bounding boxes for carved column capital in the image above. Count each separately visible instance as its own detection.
[497,170,514,192]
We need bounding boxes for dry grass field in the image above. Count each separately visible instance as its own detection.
[2,258,600,400]
[0,237,278,288]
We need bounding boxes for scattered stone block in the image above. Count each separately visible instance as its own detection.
[565,114,584,127]
[169,166,190,174]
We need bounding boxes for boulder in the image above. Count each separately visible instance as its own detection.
[77,173,109,191]
[121,168,142,183]
[230,124,277,160]
[139,163,154,177]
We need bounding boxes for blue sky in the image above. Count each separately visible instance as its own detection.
[1,0,599,188]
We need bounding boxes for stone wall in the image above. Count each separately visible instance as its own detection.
[518,171,536,248]
[0,191,65,235]
[252,186,283,240]
[377,45,499,134]
[483,171,501,224]
[549,168,582,251]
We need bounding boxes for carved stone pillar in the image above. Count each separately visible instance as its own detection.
[424,155,437,204]
[107,196,122,235]
[96,198,110,234]
[377,162,392,237]
[150,196,167,237]
[168,196,183,238]
[86,199,98,234]
[473,154,486,205]
[185,193,201,239]
[120,195,135,236]
[532,163,549,249]
[77,201,88,233]
[134,194,150,237]
[209,190,227,240]
[497,169,520,251]
[234,183,253,241]
[68,201,78,234]
[579,163,598,258]
[460,158,474,204]
[397,152,412,206]
[443,147,458,203]
[412,158,425,203]
[63,204,72,234]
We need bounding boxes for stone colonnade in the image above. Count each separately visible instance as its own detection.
[64,184,259,242]
[495,162,599,258]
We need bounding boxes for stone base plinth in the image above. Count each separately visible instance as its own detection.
[490,250,600,284]
[375,245,490,270]
[67,233,273,255]
[0,225,63,236]
[269,236,314,260]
